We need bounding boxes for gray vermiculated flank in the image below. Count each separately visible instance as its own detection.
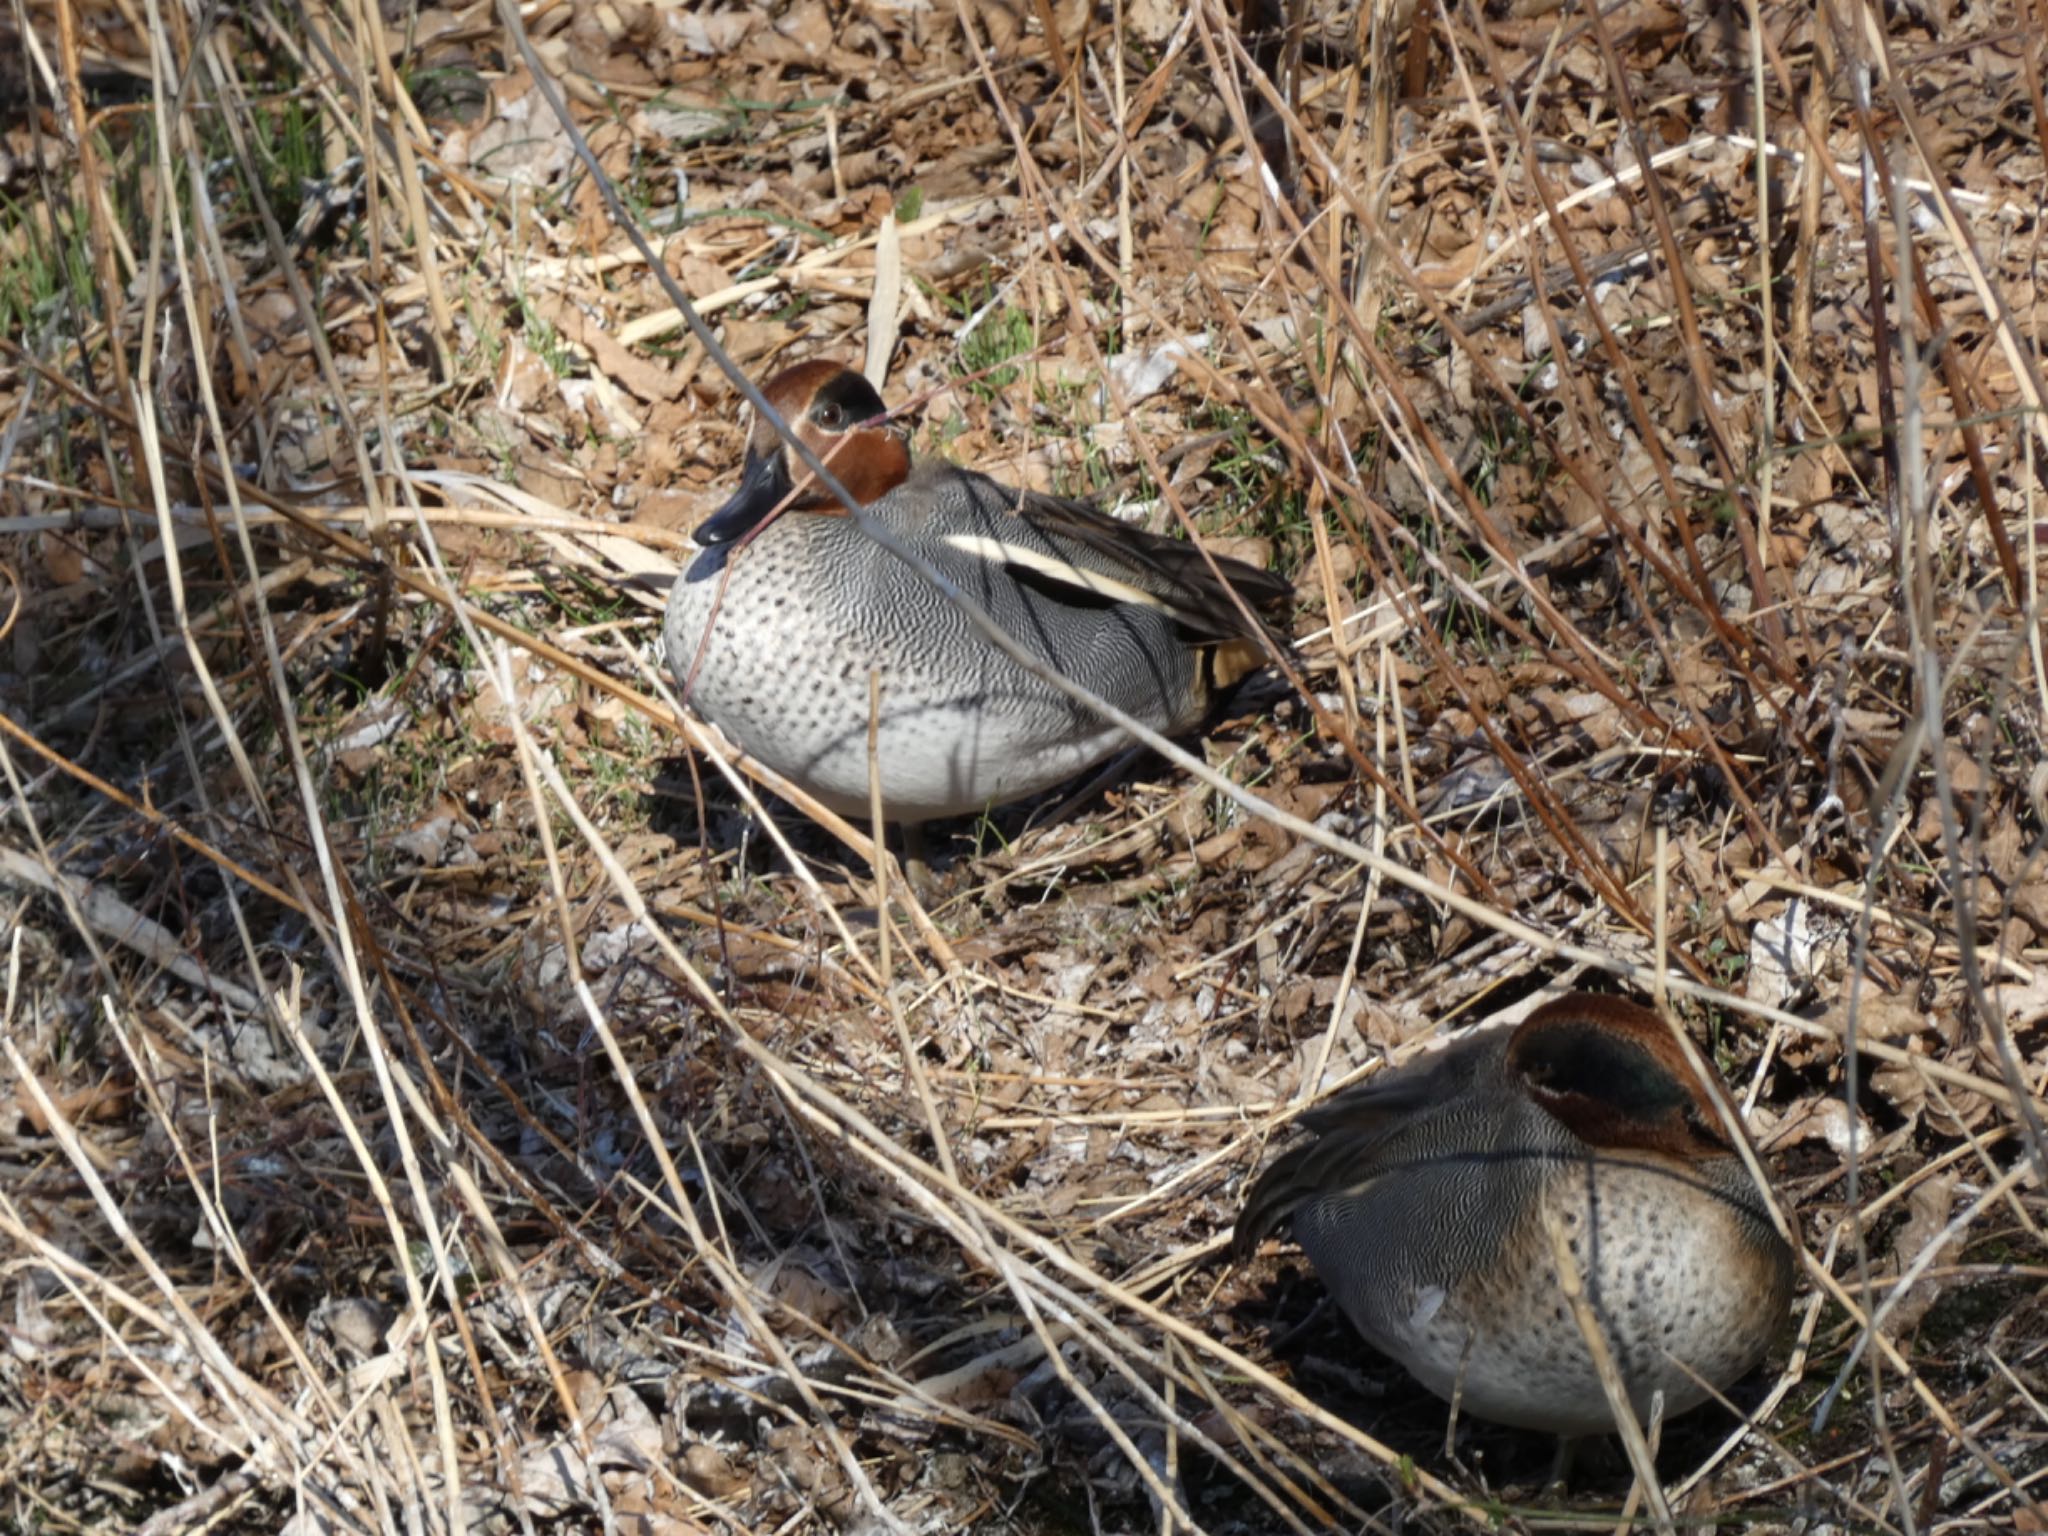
[665,460,1216,821]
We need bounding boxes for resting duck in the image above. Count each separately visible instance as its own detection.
[664,361,1292,849]
[1235,993,1795,1439]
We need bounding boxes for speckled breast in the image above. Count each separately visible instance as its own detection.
[1343,1154,1789,1436]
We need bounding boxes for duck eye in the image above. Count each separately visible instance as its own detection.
[812,401,844,429]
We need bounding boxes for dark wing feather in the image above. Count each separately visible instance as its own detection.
[998,486,1295,646]
[1232,1031,1499,1260]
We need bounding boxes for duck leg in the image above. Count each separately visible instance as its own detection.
[899,821,937,902]
[1547,1434,1581,1491]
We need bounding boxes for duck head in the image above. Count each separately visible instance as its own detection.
[693,362,910,563]
[1505,993,1735,1163]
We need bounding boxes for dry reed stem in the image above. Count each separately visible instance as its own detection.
[475,608,1480,1517]
[8,0,2045,1528]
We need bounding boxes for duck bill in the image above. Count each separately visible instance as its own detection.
[695,446,791,548]
[685,448,794,581]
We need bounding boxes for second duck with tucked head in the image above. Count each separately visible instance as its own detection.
[665,361,1292,832]
[1235,993,1795,1440]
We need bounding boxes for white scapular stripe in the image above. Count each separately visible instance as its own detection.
[940,534,1172,612]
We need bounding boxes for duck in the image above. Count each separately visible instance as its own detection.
[664,361,1293,856]
[1234,992,1795,1440]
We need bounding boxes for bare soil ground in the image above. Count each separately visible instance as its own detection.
[3,1,2047,1532]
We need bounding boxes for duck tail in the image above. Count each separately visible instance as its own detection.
[1206,636,1272,698]
[1232,1142,1317,1261]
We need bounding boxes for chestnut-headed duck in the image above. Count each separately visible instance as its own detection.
[665,361,1292,844]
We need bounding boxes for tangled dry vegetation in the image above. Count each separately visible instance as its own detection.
[3,0,2047,1531]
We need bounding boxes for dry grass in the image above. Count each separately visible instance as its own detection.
[2,0,2046,1532]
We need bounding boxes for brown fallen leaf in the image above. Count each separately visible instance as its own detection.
[1880,1170,1961,1338]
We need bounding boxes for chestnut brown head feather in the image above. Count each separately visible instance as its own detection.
[751,362,909,511]
[1505,994,1733,1162]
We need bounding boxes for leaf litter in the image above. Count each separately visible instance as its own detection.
[1,0,2046,1532]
